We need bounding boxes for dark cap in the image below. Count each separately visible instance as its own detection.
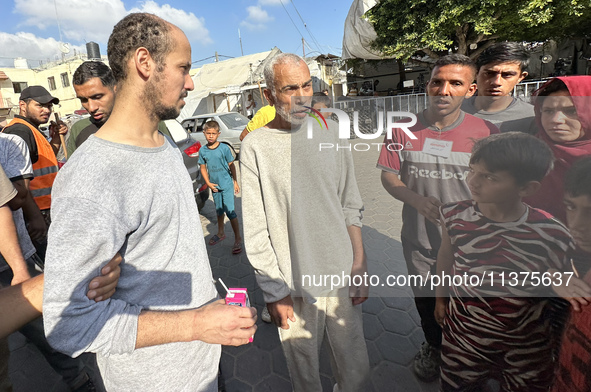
[19,86,60,105]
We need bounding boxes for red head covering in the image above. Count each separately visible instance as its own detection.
[525,76,591,223]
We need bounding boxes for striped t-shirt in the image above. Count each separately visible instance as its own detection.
[441,199,574,299]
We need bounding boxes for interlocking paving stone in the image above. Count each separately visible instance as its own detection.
[379,308,417,335]
[270,347,291,381]
[375,332,418,365]
[371,361,437,392]
[252,323,281,351]
[235,347,271,385]
[366,341,382,367]
[362,296,385,315]
[253,374,292,392]
[224,378,253,392]
[382,296,416,312]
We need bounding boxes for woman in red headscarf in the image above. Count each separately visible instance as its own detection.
[524,76,591,224]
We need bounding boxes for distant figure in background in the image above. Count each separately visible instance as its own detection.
[245,93,256,119]
[199,120,242,254]
[373,79,380,92]
[347,84,358,96]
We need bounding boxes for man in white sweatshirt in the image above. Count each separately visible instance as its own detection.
[240,53,370,392]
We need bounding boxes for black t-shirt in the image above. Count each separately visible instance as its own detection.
[75,121,100,148]
[3,115,40,164]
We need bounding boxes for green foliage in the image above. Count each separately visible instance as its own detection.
[365,0,591,60]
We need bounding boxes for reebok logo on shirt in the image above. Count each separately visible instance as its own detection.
[408,165,469,180]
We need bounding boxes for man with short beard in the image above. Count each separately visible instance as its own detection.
[67,61,175,158]
[42,13,256,392]
[66,61,116,157]
[241,53,370,391]
[2,86,67,259]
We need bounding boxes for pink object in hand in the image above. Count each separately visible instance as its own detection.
[225,288,253,343]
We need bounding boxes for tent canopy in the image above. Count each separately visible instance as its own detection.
[342,0,393,60]
[180,48,281,120]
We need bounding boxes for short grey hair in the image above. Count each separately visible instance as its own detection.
[264,53,306,95]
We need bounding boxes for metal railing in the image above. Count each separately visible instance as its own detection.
[512,78,552,98]
[333,93,427,136]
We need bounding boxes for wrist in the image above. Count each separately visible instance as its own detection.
[407,194,424,210]
[13,268,31,278]
[189,307,209,343]
[352,254,367,267]
[185,309,201,342]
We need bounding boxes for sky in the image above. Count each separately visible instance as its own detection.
[0,0,351,68]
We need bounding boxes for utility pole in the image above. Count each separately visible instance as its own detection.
[302,38,305,58]
[239,29,244,56]
[215,51,219,62]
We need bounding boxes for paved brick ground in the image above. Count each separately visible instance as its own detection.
[8,139,439,392]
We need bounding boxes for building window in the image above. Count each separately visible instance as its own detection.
[60,72,70,88]
[48,76,56,91]
[12,82,28,94]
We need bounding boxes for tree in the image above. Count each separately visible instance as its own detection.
[365,0,591,61]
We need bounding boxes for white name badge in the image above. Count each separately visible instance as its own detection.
[422,138,453,158]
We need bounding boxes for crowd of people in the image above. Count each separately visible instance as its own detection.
[0,12,590,392]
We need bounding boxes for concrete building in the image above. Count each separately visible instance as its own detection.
[0,48,108,123]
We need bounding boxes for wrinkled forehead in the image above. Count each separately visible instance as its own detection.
[541,91,575,108]
[274,61,311,87]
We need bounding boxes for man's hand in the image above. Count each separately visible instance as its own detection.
[434,297,448,327]
[414,196,443,225]
[350,259,369,306]
[11,268,32,286]
[234,181,240,195]
[26,215,47,242]
[87,253,123,302]
[192,299,257,346]
[49,120,68,141]
[267,295,296,329]
[551,270,591,312]
[208,183,219,193]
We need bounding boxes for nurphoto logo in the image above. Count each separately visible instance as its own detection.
[307,108,418,152]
